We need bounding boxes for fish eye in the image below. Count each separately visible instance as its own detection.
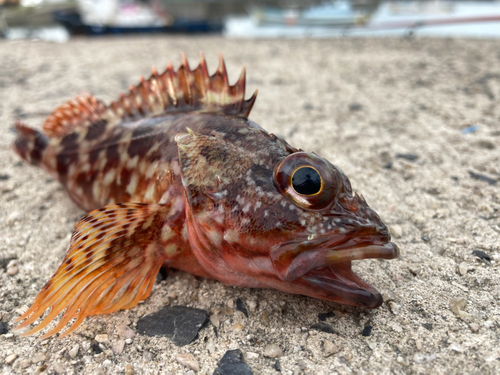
[273,152,338,211]
[292,166,322,195]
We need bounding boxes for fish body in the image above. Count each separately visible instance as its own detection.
[13,54,399,338]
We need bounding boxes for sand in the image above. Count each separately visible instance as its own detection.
[0,36,499,374]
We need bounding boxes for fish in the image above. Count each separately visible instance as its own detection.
[12,53,399,339]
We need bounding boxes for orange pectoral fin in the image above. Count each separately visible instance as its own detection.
[15,203,171,339]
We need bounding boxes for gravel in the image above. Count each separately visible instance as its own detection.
[1,36,499,374]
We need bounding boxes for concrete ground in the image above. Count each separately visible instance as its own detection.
[0,36,499,374]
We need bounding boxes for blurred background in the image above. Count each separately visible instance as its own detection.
[1,0,500,42]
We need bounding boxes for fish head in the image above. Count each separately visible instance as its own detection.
[177,128,399,308]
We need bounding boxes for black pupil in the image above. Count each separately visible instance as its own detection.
[292,167,321,195]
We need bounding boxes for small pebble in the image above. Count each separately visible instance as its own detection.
[260,310,270,326]
[117,324,135,340]
[207,341,216,354]
[0,321,8,334]
[349,102,362,111]
[32,352,47,363]
[273,360,281,372]
[246,299,257,313]
[323,341,340,357]
[472,250,491,262]
[125,364,136,375]
[112,339,125,355]
[263,344,283,358]
[103,359,112,367]
[210,314,220,328]
[470,323,480,332]
[410,255,422,263]
[213,349,252,375]
[389,301,401,315]
[382,291,396,302]
[389,225,403,239]
[422,323,433,331]
[176,353,200,372]
[226,298,236,309]
[233,323,243,331]
[51,362,64,374]
[125,338,132,345]
[458,262,468,276]
[416,340,422,350]
[95,334,108,343]
[5,353,17,365]
[449,297,467,315]
[318,311,335,321]
[362,326,373,336]
[449,343,463,353]
[7,265,18,276]
[68,344,79,359]
[245,352,259,360]
[136,305,208,347]
[396,153,419,161]
[143,350,153,361]
[236,298,249,318]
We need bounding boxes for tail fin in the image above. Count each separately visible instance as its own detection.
[12,121,48,166]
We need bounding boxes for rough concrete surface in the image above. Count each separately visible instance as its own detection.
[0,36,499,374]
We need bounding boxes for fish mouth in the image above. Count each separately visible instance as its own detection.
[270,231,399,308]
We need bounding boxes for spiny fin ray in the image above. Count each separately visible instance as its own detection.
[15,203,169,339]
[109,52,257,120]
[42,93,107,138]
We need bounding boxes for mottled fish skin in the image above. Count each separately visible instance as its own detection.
[12,53,399,339]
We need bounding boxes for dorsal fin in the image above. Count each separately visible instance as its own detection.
[108,52,257,120]
[42,93,107,138]
[41,53,257,139]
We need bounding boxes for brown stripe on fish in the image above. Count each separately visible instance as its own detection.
[12,122,48,166]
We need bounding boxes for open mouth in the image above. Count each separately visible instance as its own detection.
[270,231,399,308]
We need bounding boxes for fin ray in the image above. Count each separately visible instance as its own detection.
[16,203,170,338]
[42,93,107,138]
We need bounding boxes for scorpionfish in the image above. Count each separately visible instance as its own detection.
[13,53,399,338]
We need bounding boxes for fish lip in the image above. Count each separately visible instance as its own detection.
[282,238,399,282]
[270,230,399,308]
[302,265,384,309]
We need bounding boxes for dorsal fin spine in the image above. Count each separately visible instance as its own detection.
[41,54,258,139]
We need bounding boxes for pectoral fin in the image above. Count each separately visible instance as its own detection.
[15,203,170,339]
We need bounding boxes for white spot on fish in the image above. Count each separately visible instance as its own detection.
[145,162,156,179]
[224,230,239,243]
[144,183,155,201]
[126,174,139,195]
[142,215,154,230]
[161,225,174,241]
[165,243,177,256]
[103,169,116,186]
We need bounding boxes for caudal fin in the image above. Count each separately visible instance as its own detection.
[12,121,48,166]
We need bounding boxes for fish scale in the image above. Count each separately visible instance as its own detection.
[12,53,399,339]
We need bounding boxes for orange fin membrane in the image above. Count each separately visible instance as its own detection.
[27,53,256,143]
[42,93,107,138]
[15,203,169,339]
[108,52,257,120]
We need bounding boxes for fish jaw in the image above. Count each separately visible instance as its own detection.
[269,229,399,308]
